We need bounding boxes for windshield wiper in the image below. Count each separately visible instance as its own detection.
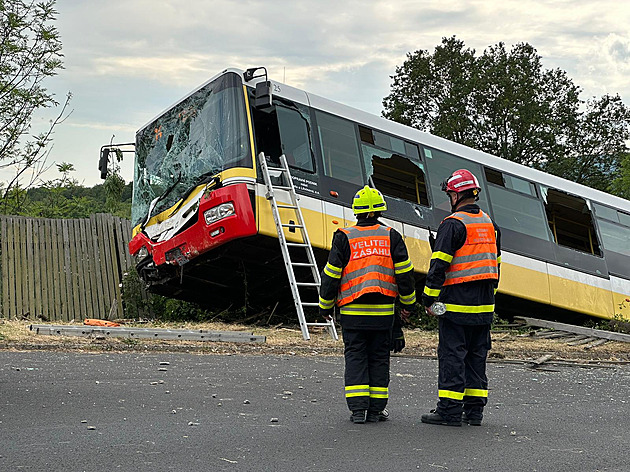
[140,173,182,231]
[166,173,221,218]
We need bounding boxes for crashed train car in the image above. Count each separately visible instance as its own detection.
[126,67,630,322]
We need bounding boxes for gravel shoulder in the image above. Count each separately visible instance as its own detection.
[1,320,629,364]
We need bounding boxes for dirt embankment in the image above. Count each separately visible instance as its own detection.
[1,320,629,364]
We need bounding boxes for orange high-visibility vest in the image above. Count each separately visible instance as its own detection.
[443,211,498,286]
[337,225,397,306]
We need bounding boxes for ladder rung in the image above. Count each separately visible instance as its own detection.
[277,204,298,209]
[306,322,335,326]
[266,166,287,172]
[302,303,320,307]
[274,186,292,191]
[297,282,320,287]
[292,262,316,267]
[282,223,303,228]
[286,242,308,247]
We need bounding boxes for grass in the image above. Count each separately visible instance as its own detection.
[1,319,629,362]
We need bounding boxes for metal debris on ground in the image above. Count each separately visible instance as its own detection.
[29,324,266,343]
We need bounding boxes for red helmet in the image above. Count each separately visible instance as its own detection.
[441,169,481,194]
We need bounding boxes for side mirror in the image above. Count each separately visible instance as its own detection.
[255,81,273,109]
[98,148,109,179]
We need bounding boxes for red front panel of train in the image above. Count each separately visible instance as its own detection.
[129,183,256,266]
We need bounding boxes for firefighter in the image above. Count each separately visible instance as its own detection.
[319,185,417,424]
[421,169,501,427]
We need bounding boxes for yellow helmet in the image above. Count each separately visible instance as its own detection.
[352,185,387,215]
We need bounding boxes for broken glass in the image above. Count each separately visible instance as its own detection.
[132,73,250,227]
[361,142,429,207]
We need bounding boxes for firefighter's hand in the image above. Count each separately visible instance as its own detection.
[424,305,435,317]
[390,327,405,353]
[320,310,334,321]
[400,307,413,323]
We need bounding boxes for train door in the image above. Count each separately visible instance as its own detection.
[311,110,367,247]
[540,186,612,317]
[250,92,325,247]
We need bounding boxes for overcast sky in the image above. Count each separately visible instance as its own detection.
[14,0,630,188]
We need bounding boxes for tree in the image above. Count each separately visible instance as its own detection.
[543,95,630,191]
[382,37,478,147]
[382,37,630,195]
[609,153,630,200]
[0,0,69,201]
[102,144,131,218]
[471,42,581,168]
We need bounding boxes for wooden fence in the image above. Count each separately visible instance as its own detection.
[0,214,133,321]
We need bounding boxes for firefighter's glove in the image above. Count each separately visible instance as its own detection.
[320,308,334,321]
[390,326,405,353]
[400,307,413,324]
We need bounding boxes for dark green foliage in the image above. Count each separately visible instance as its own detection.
[610,153,630,200]
[0,163,132,218]
[404,308,439,331]
[383,36,630,198]
[1,0,70,198]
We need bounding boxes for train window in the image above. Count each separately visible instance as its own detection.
[485,168,504,186]
[541,187,602,256]
[484,167,535,196]
[362,146,429,206]
[316,111,363,185]
[593,203,620,223]
[404,141,420,160]
[487,186,551,241]
[423,147,489,213]
[276,106,315,173]
[597,220,630,256]
[358,126,429,206]
[506,175,536,196]
[359,126,374,144]
[620,212,630,227]
[372,130,406,156]
[359,126,420,161]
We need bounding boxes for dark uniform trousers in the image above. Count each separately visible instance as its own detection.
[437,317,491,420]
[343,328,391,412]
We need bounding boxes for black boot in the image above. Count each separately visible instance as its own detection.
[462,412,482,426]
[421,409,461,427]
[350,410,367,424]
[366,409,389,422]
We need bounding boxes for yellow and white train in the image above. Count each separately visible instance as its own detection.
[128,67,630,322]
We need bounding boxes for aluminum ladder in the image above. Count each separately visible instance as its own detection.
[258,152,338,341]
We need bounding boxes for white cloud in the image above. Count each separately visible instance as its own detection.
[12,0,630,188]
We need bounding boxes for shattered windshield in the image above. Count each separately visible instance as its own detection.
[132,72,251,226]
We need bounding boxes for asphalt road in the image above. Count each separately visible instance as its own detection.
[0,350,628,472]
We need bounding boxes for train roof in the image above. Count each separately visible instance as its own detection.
[141,67,630,213]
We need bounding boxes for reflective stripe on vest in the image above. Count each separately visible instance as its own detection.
[443,211,498,286]
[337,225,397,307]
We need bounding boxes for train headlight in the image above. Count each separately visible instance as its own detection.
[204,202,235,225]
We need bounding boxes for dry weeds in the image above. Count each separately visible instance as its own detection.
[1,319,629,363]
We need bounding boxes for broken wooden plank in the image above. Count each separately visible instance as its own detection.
[567,336,598,346]
[531,329,555,337]
[562,334,589,344]
[584,339,609,350]
[517,317,630,343]
[534,331,571,339]
[531,354,553,365]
